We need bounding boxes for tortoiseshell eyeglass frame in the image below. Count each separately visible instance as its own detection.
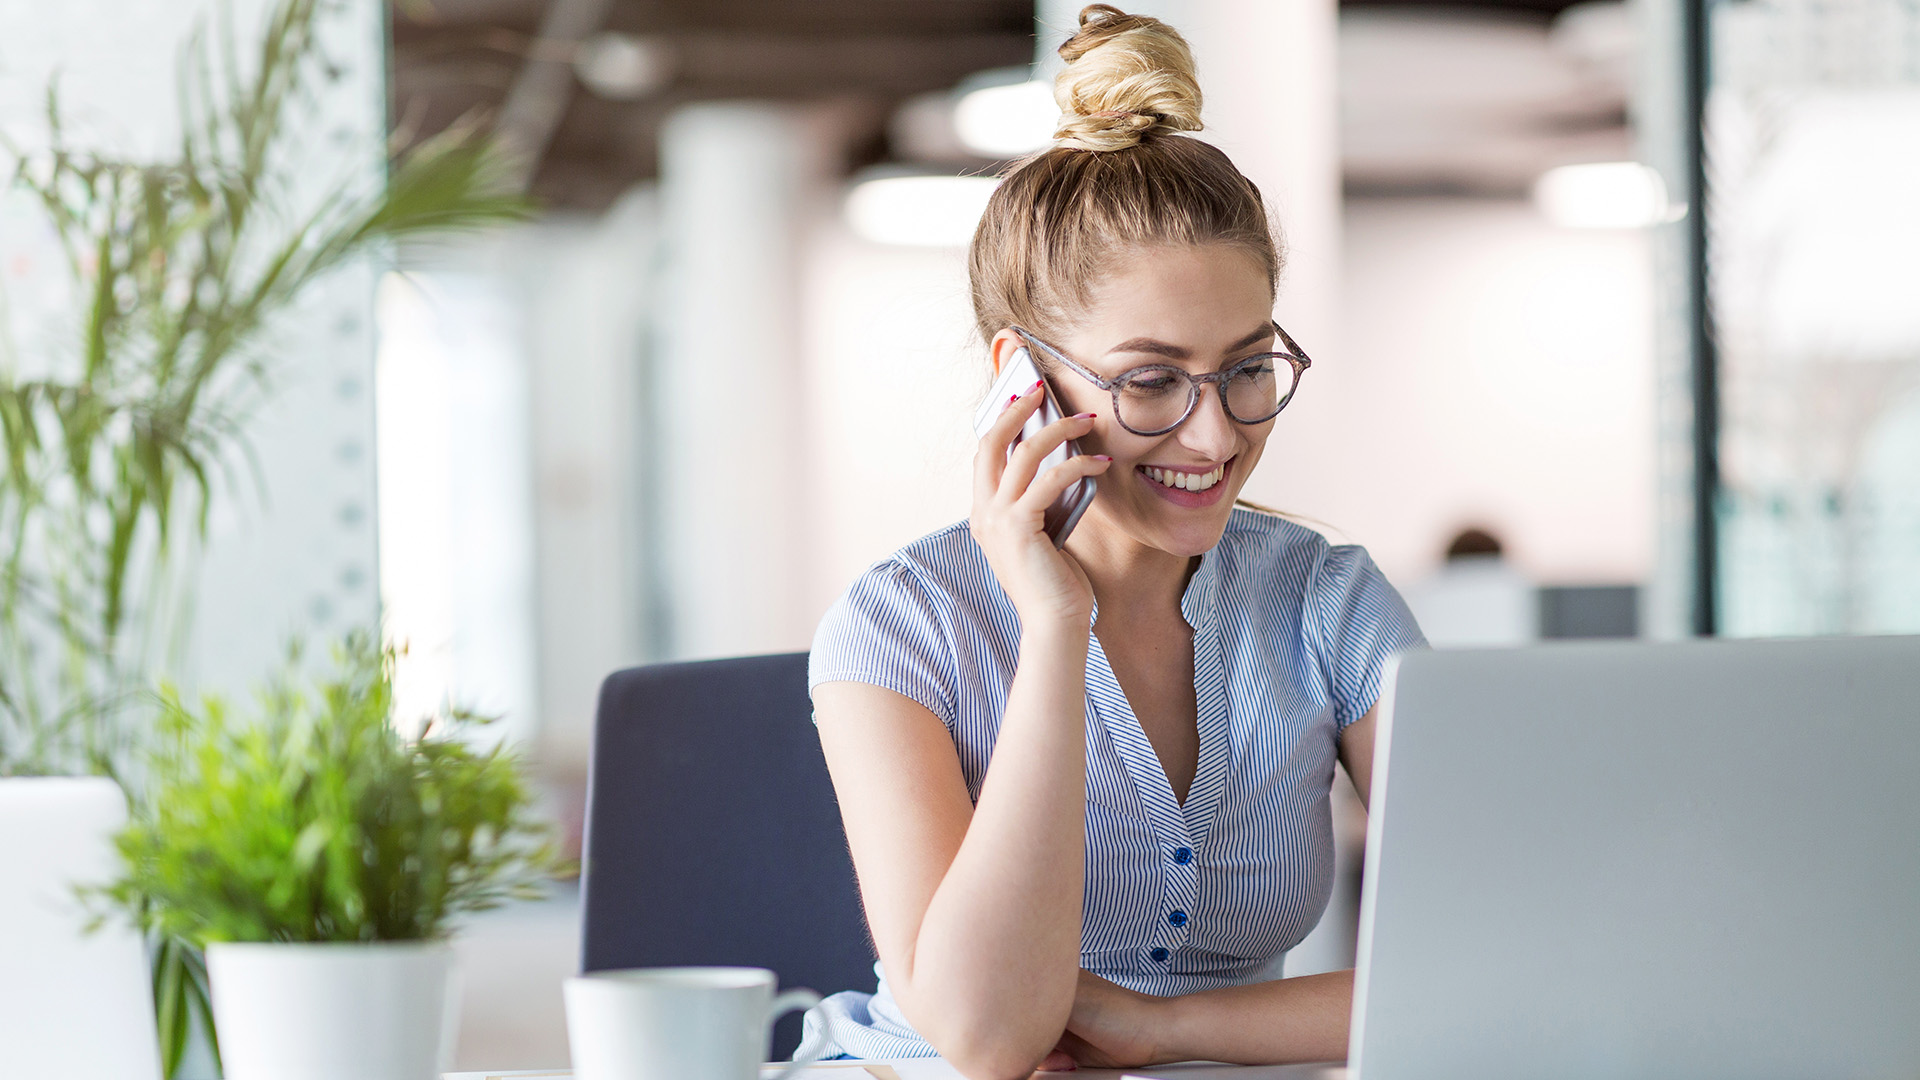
[1011,321,1312,437]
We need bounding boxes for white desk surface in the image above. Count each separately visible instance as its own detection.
[445,1059,1346,1080]
[445,1063,962,1080]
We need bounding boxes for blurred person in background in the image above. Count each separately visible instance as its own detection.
[1400,527,1538,647]
[805,7,1426,1077]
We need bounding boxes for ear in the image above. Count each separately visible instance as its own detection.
[989,328,1026,377]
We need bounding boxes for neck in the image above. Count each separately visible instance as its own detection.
[1063,508,1201,622]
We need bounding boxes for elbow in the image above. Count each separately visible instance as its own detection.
[924,1013,1064,1080]
[940,1039,1056,1080]
[893,955,1077,1080]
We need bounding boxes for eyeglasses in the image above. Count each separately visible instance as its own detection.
[1013,322,1312,437]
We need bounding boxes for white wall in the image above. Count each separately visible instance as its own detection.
[799,228,984,621]
[1260,197,1657,587]
[378,195,660,769]
[519,198,660,765]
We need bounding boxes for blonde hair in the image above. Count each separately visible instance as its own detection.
[967,4,1281,348]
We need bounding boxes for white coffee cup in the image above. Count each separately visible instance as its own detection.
[563,966,829,1080]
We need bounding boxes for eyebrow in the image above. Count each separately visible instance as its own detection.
[1105,324,1275,360]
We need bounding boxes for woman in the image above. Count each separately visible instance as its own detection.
[803,7,1425,1077]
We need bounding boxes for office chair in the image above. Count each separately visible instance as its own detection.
[580,652,876,1059]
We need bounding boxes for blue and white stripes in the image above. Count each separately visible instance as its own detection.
[802,506,1426,1059]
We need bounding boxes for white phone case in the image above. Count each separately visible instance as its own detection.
[972,347,1097,547]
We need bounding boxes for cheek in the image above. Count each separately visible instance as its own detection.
[1232,424,1274,471]
[1080,423,1120,463]
[1047,377,1104,418]
[1089,432,1165,481]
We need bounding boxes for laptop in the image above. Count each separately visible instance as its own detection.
[0,776,163,1080]
[1130,634,1920,1080]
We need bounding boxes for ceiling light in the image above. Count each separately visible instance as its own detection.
[1533,162,1674,228]
[953,80,1056,158]
[844,175,1001,247]
[573,33,672,100]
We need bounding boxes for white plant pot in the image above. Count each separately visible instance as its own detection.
[207,940,460,1080]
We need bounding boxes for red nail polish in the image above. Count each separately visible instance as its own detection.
[1073,412,1097,419]
[1028,379,1044,393]
[1008,394,1018,404]
[1093,454,1113,461]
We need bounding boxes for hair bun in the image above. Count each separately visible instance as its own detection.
[1052,4,1203,152]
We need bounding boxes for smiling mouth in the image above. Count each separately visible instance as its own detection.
[1139,460,1229,493]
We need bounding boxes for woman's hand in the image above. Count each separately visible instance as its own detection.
[971,379,1112,626]
[1039,971,1172,1071]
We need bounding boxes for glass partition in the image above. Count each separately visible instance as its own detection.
[1708,0,1920,635]
[1648,0,1920,636]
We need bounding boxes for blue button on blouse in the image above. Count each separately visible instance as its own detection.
[798,506,1426,1060]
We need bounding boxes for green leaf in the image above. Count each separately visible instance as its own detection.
[97,629,561,946]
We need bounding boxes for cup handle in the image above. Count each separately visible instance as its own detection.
[763,988,827,1080]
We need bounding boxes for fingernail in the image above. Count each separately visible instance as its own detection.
[1028,379,1044,393]
[1093,454,1112,461]
[1072,412,1096,419]
[1008,394,1019,404]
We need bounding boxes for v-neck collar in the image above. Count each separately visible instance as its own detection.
[1084,546,1231,846]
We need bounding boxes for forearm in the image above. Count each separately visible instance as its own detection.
[898,619,1092,1076]
[1156,970,1355,1065]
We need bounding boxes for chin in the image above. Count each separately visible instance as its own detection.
[1147,504,1236,556]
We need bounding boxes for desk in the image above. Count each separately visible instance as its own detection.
[446,1062,960,1080]
[446,1059,1347,1080]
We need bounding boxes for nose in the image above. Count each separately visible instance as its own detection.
[1176,381,1242,461]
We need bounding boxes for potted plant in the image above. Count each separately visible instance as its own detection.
[97,631,563,1080]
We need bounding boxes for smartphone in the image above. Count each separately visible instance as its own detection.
[971,346,1097,548]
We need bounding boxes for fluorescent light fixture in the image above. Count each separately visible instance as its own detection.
[845,175,1001,247]
[954,80,1056,157]
[1533,162,1673,229]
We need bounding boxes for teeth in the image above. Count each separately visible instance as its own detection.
[1144,464,1224,492]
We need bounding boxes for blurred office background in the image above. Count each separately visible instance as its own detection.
[3,0,1915,1071]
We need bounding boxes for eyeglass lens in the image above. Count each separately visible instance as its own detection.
[1113,358,1291,433]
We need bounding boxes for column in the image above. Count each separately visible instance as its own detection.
[654,103,820,659]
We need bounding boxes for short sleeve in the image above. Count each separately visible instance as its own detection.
[809,560,958,728]
[1306,545,1428,729]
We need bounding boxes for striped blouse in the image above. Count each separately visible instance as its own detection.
[799,505,1426,1060]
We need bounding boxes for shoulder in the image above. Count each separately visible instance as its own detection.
[817,521,979,625]
[1220,502,1331,553]
[809,520,1000,725]
[1213,504,1341,593]
[1214,505,1413,638]
[830,519,999,620]
[1218,507,1424,724]
[884,519,994,595]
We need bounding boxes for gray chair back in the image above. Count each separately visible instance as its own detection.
[580,652,875,1059]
